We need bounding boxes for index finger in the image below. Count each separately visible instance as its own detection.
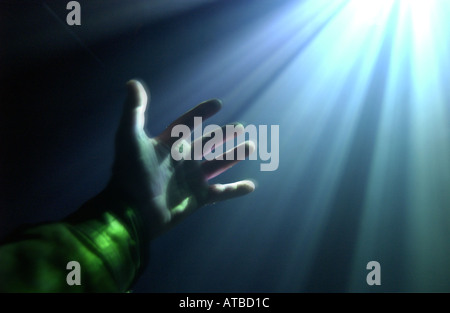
[157,99,222,145]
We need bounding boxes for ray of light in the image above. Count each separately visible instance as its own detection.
[126,0,450,291]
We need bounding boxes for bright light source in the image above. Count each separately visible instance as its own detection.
[349,0,395,28]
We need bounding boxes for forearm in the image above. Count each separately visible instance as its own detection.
[0,189,148,292]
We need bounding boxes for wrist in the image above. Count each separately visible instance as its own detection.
[65,186,149,291]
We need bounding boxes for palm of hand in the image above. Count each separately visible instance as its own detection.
[110,81,255,239]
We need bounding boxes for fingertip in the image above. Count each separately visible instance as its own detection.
[126,79,149,107]
[235,120,248,127]
[126,79,141,94]
[246,141,256,155]
[199,98,222,117]
[242,179,256,192]
[209,98,223,110]
[230,122,245,136]
[207,179,256,204]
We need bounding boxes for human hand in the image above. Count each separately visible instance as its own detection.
[108,80,255,239]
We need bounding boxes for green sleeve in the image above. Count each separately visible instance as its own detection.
[0,189,148,292]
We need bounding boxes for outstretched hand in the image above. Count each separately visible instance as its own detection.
[108,80,255,239]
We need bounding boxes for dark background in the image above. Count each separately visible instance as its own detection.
[2,0,314,293]
[2,0,448,292]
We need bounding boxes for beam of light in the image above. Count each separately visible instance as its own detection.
[126,0,450,291]
[346,0,450,292]
[403,0,450,291]
[220,0,448,292]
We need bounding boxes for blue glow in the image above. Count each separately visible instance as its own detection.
[30,0,450,292]
[155,0,450,292]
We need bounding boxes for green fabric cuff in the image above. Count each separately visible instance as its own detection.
[65,189,149,291]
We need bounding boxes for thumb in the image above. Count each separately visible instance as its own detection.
[121,79,149,135]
